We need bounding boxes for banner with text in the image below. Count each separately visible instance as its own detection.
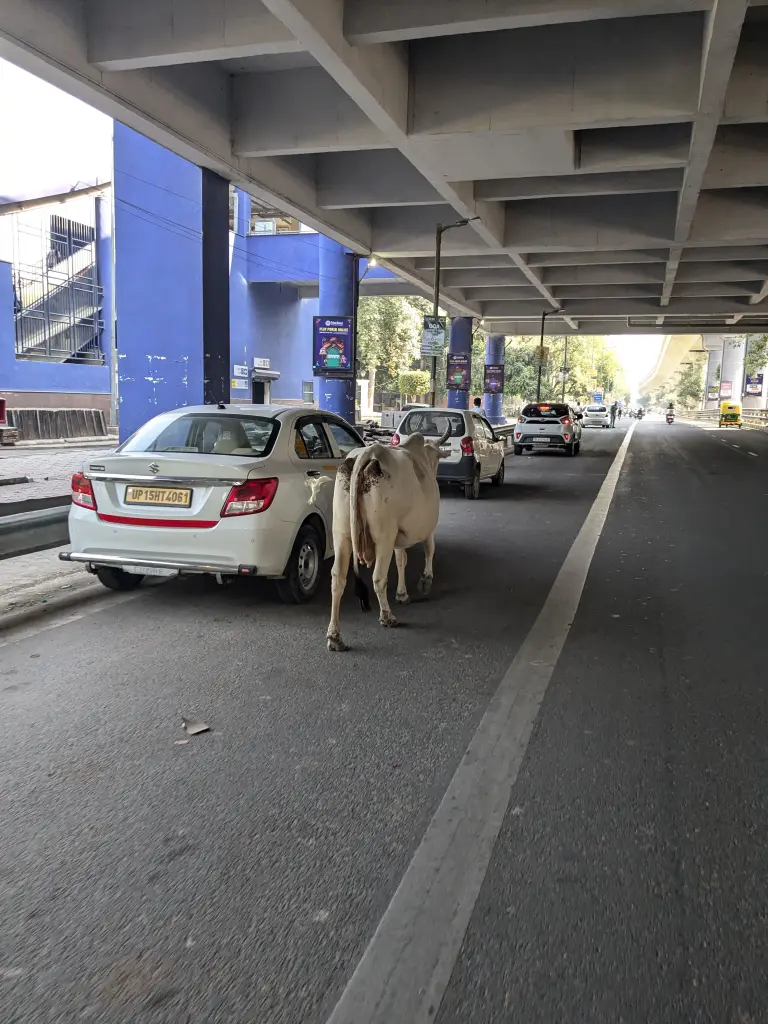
[483,364,505,394]
[313,316,354,377]
[421,316,446,357]
[746,373,764,396]
[446,353,471,391]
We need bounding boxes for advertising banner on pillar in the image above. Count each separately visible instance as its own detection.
[746,373,764,396]
[483,364,505,394]
[313,316,354,377]
[421,316,446,356]
[720,380,733,399]
[446,353,471,391]
[707,385,720,401]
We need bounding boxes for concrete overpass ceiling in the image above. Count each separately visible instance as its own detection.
[6,1,768,332]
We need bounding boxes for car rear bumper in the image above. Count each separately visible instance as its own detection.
[59,551,256,576]
[516,434,571,448]
[437,455,478,483]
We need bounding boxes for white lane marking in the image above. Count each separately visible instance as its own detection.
[749,451,759,457]
[326,424,637,1024]
[0,590,145,649]
[732,444,740,448]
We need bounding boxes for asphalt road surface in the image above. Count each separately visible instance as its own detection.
[2,421,766,1023]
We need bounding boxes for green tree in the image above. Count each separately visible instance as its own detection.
[673,360,705,408]
[355,295,432,395]
[744,334,768,377]
[398,369,431,399]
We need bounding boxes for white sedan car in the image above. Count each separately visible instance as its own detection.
[60,404,365,603]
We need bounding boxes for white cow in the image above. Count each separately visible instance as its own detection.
[326,427,450,652]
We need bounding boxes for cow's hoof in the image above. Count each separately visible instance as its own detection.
[395,591,410,605]
[327,634,349,652]
[380,614,399,628]
[418,574,433,597]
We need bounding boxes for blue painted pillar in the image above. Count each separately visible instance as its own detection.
[234,188,251,237]
[317,236,355,423]
[484,334,505,424]
[447,317,472,410]
[94,194,116,428]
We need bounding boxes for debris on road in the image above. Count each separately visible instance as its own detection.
[181,717,210,736]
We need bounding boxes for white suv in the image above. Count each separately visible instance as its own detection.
[513,403,583,456]
[583,404,611,428]
[394,407,506,499]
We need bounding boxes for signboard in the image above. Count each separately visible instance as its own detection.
[253,357,270,369]
[720,380,733,399]
[593,391,604,403]
[483,363,505,394]
[746,373,764,396]
[312,316,354,377]
[231,377,249,391]
[421,316,446,357]
[707,384,719,401]
[233,364,249,378]
[446,353,471,391]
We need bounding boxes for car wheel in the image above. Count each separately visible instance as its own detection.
[574,441,581,455]
[491,459,505,486]
[95,566,144,591]
[464,470,481,500]
[513,444,523,456]
[276,523,323,604]
[565,443,576,456]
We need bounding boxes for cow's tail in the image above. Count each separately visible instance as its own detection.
[349,448,385,612]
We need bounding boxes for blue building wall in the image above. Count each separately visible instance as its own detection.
[113,123,204,441]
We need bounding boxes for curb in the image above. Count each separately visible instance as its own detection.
[0,507,69,560]
[0,575,105,635]
[0,476,29,487]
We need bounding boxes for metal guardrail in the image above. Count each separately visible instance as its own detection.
[683,408,768,427]
[0,506,69,560]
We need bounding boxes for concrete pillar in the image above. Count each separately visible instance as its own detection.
[201,169,231,405]
[704,342,721,409]
[720,335,746,401]
[317,236,355,423]
[94,194,116,429]
[234,188,251,237]
[447,317,473,410]
[483,334,505,424]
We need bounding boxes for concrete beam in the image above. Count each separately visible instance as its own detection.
[409,16,702,136]
[482,296,768,317]
[316,150,442,208]
[504,193,678,252]
[578,124,691,173]
[690,188,768,244]
[542,264,667,286]
[415,255,517,271]
[233,68,388,156]
[723,21,768,122]
[527,249,669,267]
[87,0,300,70]
[673,280,761,296]
[703,124,768,189]
[441,268,535,288]
[552,284,664,300]
[462,287,547,302]
[345,0,711,44]
[749,279,768,303]
[676,259,768,281]
[681,244,768,260]
[475,169,682,202]
[483,318,764,336]
[660,0,749,304]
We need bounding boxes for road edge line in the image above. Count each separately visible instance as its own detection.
[326,423,637,1024]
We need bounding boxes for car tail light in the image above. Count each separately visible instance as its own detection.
[71,472,97,510]
[461,437,474,456]
[391,433,401,446]
[564,432,570,440]
[560,416,571,425]
[221,478,278,517]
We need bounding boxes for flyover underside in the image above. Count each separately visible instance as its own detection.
[5,1,768,334]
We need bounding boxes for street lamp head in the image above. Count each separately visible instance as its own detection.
[368,256,377,267]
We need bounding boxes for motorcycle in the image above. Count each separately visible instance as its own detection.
[636,409,644,420]
[666,412,675,424]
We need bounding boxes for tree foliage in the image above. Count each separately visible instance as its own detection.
[673,360,706,408]
[744,334,768,377]
[398,370,431,398]
[355,296,433,389]
[489,334,627,404]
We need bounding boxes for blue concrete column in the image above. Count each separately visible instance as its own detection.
[201,169,231,405]
[447,317,473,410]
[317,236,355,423]
[484,334,505,424]
[94,194,116,427]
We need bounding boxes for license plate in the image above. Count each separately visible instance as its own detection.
[125,485,192,507]
[532,437,550,444]
[123,565,178,577]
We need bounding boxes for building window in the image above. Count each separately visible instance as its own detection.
[302,381,315,404]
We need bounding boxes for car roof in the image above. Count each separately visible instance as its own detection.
[151,403,340,421]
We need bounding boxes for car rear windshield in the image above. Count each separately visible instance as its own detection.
[521,404,569,419]
[400,411,466,437]
[586,406,607,413]
[119,413,280,457]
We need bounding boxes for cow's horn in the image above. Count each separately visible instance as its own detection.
[437,423,452,447]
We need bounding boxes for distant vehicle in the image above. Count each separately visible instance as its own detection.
[513,402,583,456]
[61,405,366,603]
[666,411,675,424]
[583,404,611,428]
[393,407,505,499]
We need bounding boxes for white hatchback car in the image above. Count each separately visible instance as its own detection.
[394,407,506,499]
[60,404,365,603]
[513,402,583,455]
[583,404,611,428]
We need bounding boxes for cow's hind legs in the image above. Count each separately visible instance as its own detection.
[373,539,398,627]
[418,533,436,596]
[395,547,409,604]
[326,538,351,652]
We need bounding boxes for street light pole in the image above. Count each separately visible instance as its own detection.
[352,254,377,423]
[537,307,562,402]
[561,334,569,403]
[430,218,478,407]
